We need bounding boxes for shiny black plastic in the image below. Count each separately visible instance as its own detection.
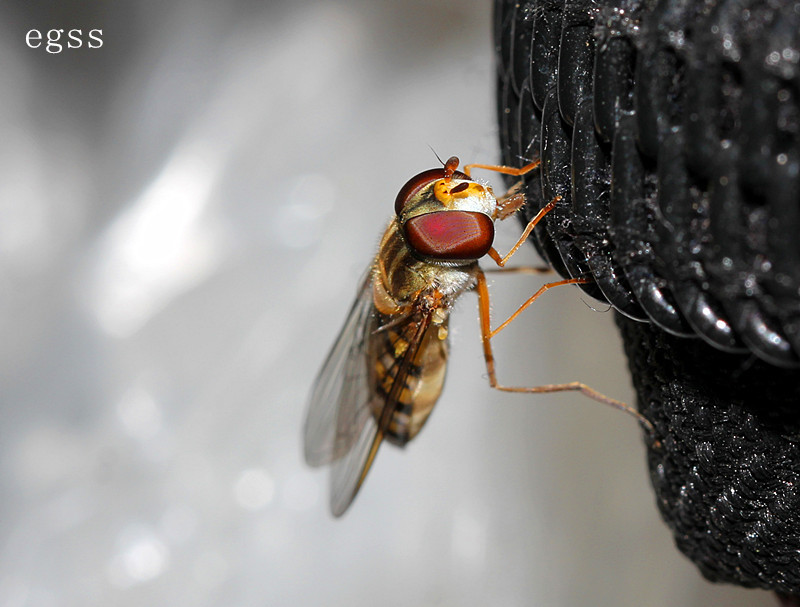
[495,0,800,596]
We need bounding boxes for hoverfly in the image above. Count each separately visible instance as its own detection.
[304,156,654,516]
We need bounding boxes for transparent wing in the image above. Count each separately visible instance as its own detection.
[328,402,380,516]
[303,271,375,467]
[328,310,434,517]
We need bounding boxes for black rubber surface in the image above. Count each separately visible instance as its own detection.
[495,0,800,596]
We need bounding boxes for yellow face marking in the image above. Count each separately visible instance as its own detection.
[437,325,448,340]
[432,179,486,207]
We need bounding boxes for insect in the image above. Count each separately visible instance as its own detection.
[304,156,655,516]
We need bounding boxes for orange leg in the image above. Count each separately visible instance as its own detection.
[487,273,589,339]
[460,156,546,221]
[473,269,657,438]
[462,159,540,178]
[461,158,558,272]
[483,266,553,276]
[487,196,559,268]
[495,190,527,220]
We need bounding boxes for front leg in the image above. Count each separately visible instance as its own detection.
[487,197,559,268]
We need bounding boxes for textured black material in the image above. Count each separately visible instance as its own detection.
[496,0,800,365]
[495,0,800,596]
[618,315,800,594]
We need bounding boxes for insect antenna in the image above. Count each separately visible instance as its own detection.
[427,145,446,167]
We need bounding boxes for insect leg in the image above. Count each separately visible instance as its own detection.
[474,269,656,436]
[487,272,588,339]
[487,196,560,267]
[483,266,553,276]
[462,159,540,178]
[461,160,541,219]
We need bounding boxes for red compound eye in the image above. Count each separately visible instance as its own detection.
[394,168,470,216]
[403,210,494,261]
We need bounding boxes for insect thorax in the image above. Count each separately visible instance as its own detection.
[373,219,477,316]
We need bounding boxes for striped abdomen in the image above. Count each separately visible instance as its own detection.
[367,310,449,446]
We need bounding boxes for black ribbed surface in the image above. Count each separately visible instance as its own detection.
[496,0,800,596]
[496,0,800,365]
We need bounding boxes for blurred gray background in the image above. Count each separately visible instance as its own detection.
[0,1,774,606]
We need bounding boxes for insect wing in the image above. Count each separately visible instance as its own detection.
[327,401,380,516]
[328,309,434,517]
[304,272,375,467]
